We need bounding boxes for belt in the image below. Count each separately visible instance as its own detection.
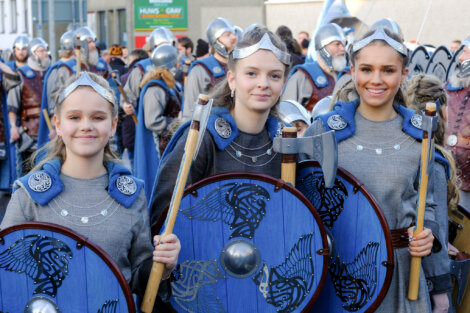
[391,227,409,249]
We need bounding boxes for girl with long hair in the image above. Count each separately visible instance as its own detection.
[304,28,444,312]
[1,71,180,311]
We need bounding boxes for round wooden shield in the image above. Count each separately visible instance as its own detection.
[408,45,431,77]
[296,161,393,313]
[425,45,453,83]
[0,222,135,313]
[446,45,465,82]
[156,172,328,313]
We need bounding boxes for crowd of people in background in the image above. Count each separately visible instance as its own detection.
[0,14,469,313]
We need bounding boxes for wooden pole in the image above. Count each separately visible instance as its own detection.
[42,109,53,132]
[281,127,298,187]
[408,102,436,300]
[110,72,137,124]
[75,35,81,75]
[141,95,210,312]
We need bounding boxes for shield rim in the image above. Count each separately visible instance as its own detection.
[409,45,431,75]
[0,221,136,313]
[154,171,330,313]
[446,44,465,81]
[425,45,452,82]
[298,160,394,313]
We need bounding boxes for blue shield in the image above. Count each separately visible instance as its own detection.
[0,222,135,312]
[297,161,393,313]
[156,172,328,313]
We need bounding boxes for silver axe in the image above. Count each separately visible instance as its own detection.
[273,130,338,187]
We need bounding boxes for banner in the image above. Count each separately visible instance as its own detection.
[134,0,187,31]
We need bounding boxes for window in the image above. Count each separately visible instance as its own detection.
[118,9,126,46]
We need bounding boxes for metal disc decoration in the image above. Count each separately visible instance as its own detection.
[296,161,393,313]
[425,45,453,83]
[408,46,431,77]
[156,172,328,313]
[0,222,135,313]
[446,45,464,82]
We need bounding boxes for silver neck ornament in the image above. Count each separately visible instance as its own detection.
[232,33,291,65]
[58,71,116,106]
[352,27,407,57]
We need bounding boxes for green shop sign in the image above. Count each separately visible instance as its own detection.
[135,0,187,31]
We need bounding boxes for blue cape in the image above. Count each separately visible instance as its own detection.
[134,79,178,200]
[0,69,14,191]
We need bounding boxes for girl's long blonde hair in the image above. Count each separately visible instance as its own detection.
[30,72,120,172]
[140,67,176,89]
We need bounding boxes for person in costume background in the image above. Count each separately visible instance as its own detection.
[1,72,180,312]
[134,44,182,200]
[304,27,441,312]
[281,23,347,112]
[150,27,290,227]
[406,73,460,313]
[445,36,470,210]
[182,17,237,121]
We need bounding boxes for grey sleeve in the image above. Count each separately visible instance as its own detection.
[2,71,21,91]
[7,81,23,114]
[182,66,211,121]
[280,71,313,107]
[50,66,72,109]
[121,67,143,107]
[127,190,155,294]
[143,87,171,135]
[46,68,59,114]
[149,127,214,227]
[0,187,37,229]
[422,162,453,294]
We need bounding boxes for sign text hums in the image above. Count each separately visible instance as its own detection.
[135,0,187,31]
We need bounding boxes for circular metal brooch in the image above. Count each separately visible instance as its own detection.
[446,134,458,147]
[410,114,423,129]
[215,117,232,139]
[316,76,327,85]
[28,172,52,193]
[213,66,222,74]
[327,114,347,130]
[116,176,137,196]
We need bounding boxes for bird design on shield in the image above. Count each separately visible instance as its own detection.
[0,234,72,297]
[180,182,270,239]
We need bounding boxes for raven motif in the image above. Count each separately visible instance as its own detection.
[329,242,380,312]
[297,169,348,228]
[0,234,72,297]
[252,234,315,313]
[171,260,226,313]
[97,299,118,313]
[180,182,270,238]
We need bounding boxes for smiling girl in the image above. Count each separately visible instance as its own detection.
[1,72,180,311]
[149,28,291,227]
[304,28,444,312]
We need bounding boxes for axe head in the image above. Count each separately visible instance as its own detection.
[18,127,35,153]
[450,257,470,305]
[273,130,338,187]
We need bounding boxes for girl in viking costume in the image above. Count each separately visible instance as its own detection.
[304,28,442,312]
[406,73,460,313]
[134,44,182,200]
[149,28,291,228]
[0,72,180,311]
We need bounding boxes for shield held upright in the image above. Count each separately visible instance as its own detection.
[154,172,329,313]
[296,161,394,313]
